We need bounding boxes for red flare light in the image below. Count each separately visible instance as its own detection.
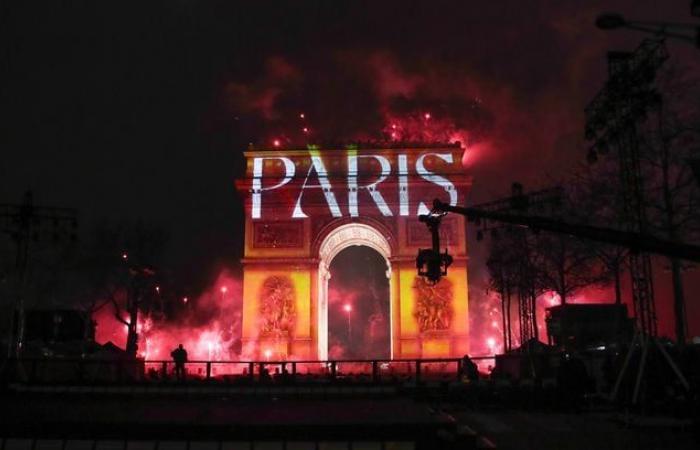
[486,337,496,349]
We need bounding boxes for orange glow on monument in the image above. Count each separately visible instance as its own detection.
[237,145,471,360]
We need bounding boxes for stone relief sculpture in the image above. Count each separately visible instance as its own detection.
[413,276,453,333]
[259,276,296,337]
[253,222,303,248]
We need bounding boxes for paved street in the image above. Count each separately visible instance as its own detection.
[452,409,697,450]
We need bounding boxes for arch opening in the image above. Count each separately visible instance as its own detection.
[317,223,392,360]
[327,246,391,359]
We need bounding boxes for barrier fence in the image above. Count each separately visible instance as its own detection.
[1,356,496,384]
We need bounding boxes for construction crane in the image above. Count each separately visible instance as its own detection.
[416,196,700,287]
[416,191,697,400]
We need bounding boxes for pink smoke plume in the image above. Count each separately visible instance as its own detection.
[94,269,243,362]
[469,283,617,359]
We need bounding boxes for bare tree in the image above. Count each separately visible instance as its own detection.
[637,64,700,345]
[83,221,167,357]
[570,162,629,304]
[485,225,544,346]
[531,231,606,305]
[486,235,518,351]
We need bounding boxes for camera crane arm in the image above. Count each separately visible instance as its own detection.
[431,199,700,263]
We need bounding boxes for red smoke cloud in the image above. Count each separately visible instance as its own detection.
[469,282,622,359]
[224,56,302,120]
[209,2,700,351]
[95,270,243,363]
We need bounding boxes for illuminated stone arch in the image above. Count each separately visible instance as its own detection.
[316,222,393,360]
[236,146,472,361]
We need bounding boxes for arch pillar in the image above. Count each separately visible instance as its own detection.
[316,260,331,360]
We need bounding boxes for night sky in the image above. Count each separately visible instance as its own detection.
[2,1,698,336]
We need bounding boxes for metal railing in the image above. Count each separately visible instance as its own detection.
[2,356,496,385]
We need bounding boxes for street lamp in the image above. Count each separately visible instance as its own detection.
[595,12,700,48]
[154,285,164,316]
[343,303,352,341]
[220,286,228,303]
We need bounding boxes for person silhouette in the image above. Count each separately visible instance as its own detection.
[461,354,479,382]
[171,344,188,381]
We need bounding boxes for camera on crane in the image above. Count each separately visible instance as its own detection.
[416,247,452,284]
[416,211,453,284]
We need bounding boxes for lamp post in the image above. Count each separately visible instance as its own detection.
[595,12,700,48]
[154,285,165,318]
[220,286,228,303]
[343,303,352,342]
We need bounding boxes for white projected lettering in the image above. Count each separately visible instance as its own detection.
[398,154,409,216]
[348,151,393,217]
[416,153,457,216]
[251,150,459,219]
[252,156,295,219]
[292,154,342,218]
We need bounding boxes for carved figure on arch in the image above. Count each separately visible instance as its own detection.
[413,276,453,333]
[259,276,296,337]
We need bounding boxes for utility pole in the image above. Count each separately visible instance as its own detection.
[0,191,77,357]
